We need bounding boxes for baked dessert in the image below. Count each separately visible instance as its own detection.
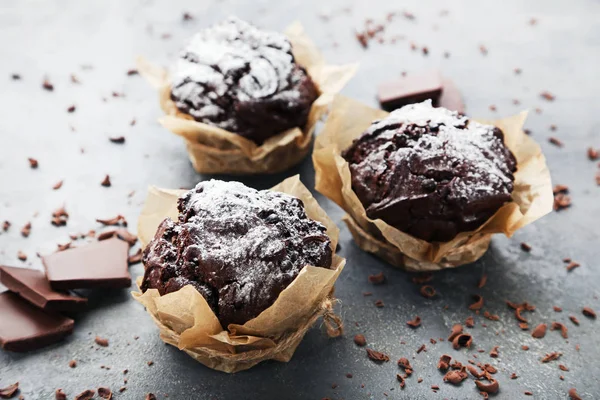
[141,180,333,327]
[170,16,319,144]
[342,100,517,242]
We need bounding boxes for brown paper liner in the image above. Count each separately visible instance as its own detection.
[313,95,553,271]
[136,22,357,175]
[133,175,346,372]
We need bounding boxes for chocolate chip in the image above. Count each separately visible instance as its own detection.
[74,390,95,400]
[452,333,473,350]
[532,323,547,338]
[469,295,484,310]
[407,316,421,328]
[0,382,19,398]
[55,389,67,400]
[582,306,596,318]
[368,272,385,284]
[97,387,112,399]
[443,369,468,385]
[354,334,366,346]
[540,91,555,101]
[101,175,112,187]
[109,136,126,144]
[28,158,38,169]
[420,285,436,298]
[95,336,109,347]
[551,322,568,338]
[366,348,389,362]
[437,354,452,370]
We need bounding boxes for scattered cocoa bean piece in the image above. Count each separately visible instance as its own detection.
[553,306,562,312]
[541,352,562,363]
[448,324,463,341]
[540,91,555,101]
[127,69,139,76]
[396,374,405,389]
[416,344,426,354]
[520,242,532,252]
[554,192,571,211]
[69,359,77,368]
[147,360,154,366]
[67,105,76,113]
[519,322,529,330]
[17,251,27,261]
[57,242,72,252]
[566,261,580,272]
[97,387,112,399]
[437,354,452,370]
[483,311,499,321]
[118,387,126,393]
[551,322,568,338]
[489,346,499,358]
[524,391,533,396]
[553,184,569,194]
[430,338,437,344]
[522,345,529,351]
[74,390,95,400]
[475,377,499,394]
[20,222,31,237]
[515,308,528,323]
[569,316,580,325]
[407,316,421,328]
[345,373,352,379]
[443,369,468,385]
[568,388,582,400]
[366,348,389,362]
[582,306,596,318]
[411,273,432,284]
[419,285,436,298]
[354,334,366,347]
[469,295,484,310]
[96,215,127,226]
[431,385,439,391]
[452,333,473,350]
[0,382,19,398]
[55,389,67,400]
[483,364,497,374]
[532,323,547,338]
[95,336,109,347]
[559,364,569,371]
[510,373,518,379]
[101,175,112,187]
[417,378,423,383]
[128,248,143,265]
[109,136,125,144]
[51,206,69,227]
[397,357,412,375]
[465,316,475,328]
[467,365,485,378]
[374,299,384,308]
[450,361,463,370]
[368,272,385,284]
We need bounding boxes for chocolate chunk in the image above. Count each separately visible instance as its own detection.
[452,333,473,349]
[541,352,562,363]
[42,79,54,91]
[0,266,87,311]
[67,105,76,113]
[0,382,19,398]
[437,354,452,370]
[551,322,568,338]
[397,357,413,375]
[540,91,555,101]
[74,390,95,400]
[42,238,131,290]
[97,387,112,399]
[28,158,38,169]
[448,324,463,341]
[378,70,442,111]
[20,222,31,238]
[354,334,367,347]
[532,323,547,338]
[55,389,67,400]
[437,78,464,113]
[582,306,596,318]
[475,377,499,394]
[443,369,468,384]
[0,292,74,352]
[366,348,389,362]
[568,388,582,400]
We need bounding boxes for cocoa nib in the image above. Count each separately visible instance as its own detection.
[354,334,367,346]
[20,222,31,237]
[437,354,452,370]
[42,79,54,91]
[416,344,426,354]
[420,285,436,298]
[109,136,126,144]
[51,206,69,227]
[568,388,582,400]
[55,388,67,400]
[475,377,499,394]
[540,91,555,101]
[396,374,405,389]
[368,272,385,284]
[569,315,580,325]
[465,316,475,328]
[520,242,532,252]
[406,316,422,328]
[489,346,499,358]
[483,311,500,321]
[366,348,389,362]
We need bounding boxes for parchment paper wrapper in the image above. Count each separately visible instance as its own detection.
[137,22,357,175]
[133,175,346,372]
[313,95,553,271]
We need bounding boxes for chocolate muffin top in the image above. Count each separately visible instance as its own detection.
[141,180,332,327]
[342,100,517,242]
[170,17,319,144]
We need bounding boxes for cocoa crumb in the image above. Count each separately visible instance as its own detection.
[448,324,463,341]
[397,358,413,375]
[443,369,468,385]
[582,306,596,318]
[510,372,518,379]
[524,391,533,396]
[452,333,472,350]
[96,215,126,226]
[407,316,421,328]
[477,275,487,288]
[52,180,63,190]
[566,261,580,272]
[368,272,385,284]
[437,354,452,370]
[431,385,439,391]
[145,395,157,400]
[95,336,109,347]
[345,373,352,378]
[74,390,95,400]
[396,374,405,389]
[101,175,112,187]
[553,306,562,312]
[127,69,139,76]
[354,334,366,347]
[522,345,529,351]
[362,292,372,296]
[416,344,426,354]
[17,251,27,261]
[541,352,562,363]
[549,137,563,147]
[420,285,436,298]
[475,377,499,394]
[467,365,485,379]
[540,91,555,101]
[374,299,384,308]
[20,222,31,238]
[42,79,54,91]
[465,316,475,328]
[479,45,488,55]
[483,311,500,321]
[67,105,76,113]
[489,346,499,358]
[559,364,569,371]
[51,206,69,227]
[411,273,432,284]
[109,136,125,144]
[489,105,496,112]
[551,322,568,338]
[532,323,547,338]
[2,221,10,231]
[147,360,154,366]
[182,12,194,21]
[519,322,529,330]
[520,242,532,252]
[97,387,112,399]
[553,192,571,211]
[568,388,582,400]
[588,147,599,161]
[569,315,580,325]
[55,389,67,400]
[366,348,389,362]
[68,359,77,368]
[28,158,39,168]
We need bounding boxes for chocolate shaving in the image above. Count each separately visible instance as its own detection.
[437,354,452,370]
[74,390,95,400]
[109,136,126,144]
[569,315,580,325]
[96,215,126,226]
[467,365,485,378]
[368,272,385,284]
[0,383,19,398]
[57,242,72,252]
[396,374,405,389]
[51,206,69,227]
[52,180,63,190]
[420,285,436,298]
[559,364,569,371]
[20,222,31,237]
[489,346,499,358]
[566,261,580,272]
[354,334,367,347]
[568,388,582,400]
[532,323,547,338]
[469,295,484,310]
[127,69,139,76]
[98,387,112,399]
[582,306,596,318]
[482,364,497,374]
[116,229,137,246]
[551,322,568,338]
[475,377,499,394]
[416,344,426,354]
[366,348,389,362]
[444,369,468,385]
[128,248,143,265]
[397,357,413,374]
[483,311,500,321]
[407,316,421,328]
[452,333,473,350]
[2,221,10,231]
[541,352,562,363]
[448,324,463,341]
[465,316,475,328]
[28,157,38,168]
[97,230,117,241]
[101,175,112,187]
[95,336,109,347]
[477,275,487,288]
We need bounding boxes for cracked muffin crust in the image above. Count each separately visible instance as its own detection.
[170,16,319,144]
[342,100,517,242]
[141,180,333,327]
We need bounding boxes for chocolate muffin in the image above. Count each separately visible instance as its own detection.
[342,100,517,242]
[141,180,333,327]
[170,17,319,144]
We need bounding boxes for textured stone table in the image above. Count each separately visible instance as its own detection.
[0,0,599,398]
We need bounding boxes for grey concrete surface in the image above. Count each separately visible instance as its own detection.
[0,0,599,399]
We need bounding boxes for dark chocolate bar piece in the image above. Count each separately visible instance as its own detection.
[42,237,131,290]
[0,291,74,352]
[377,70,443,111]
[0,266,87,312]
